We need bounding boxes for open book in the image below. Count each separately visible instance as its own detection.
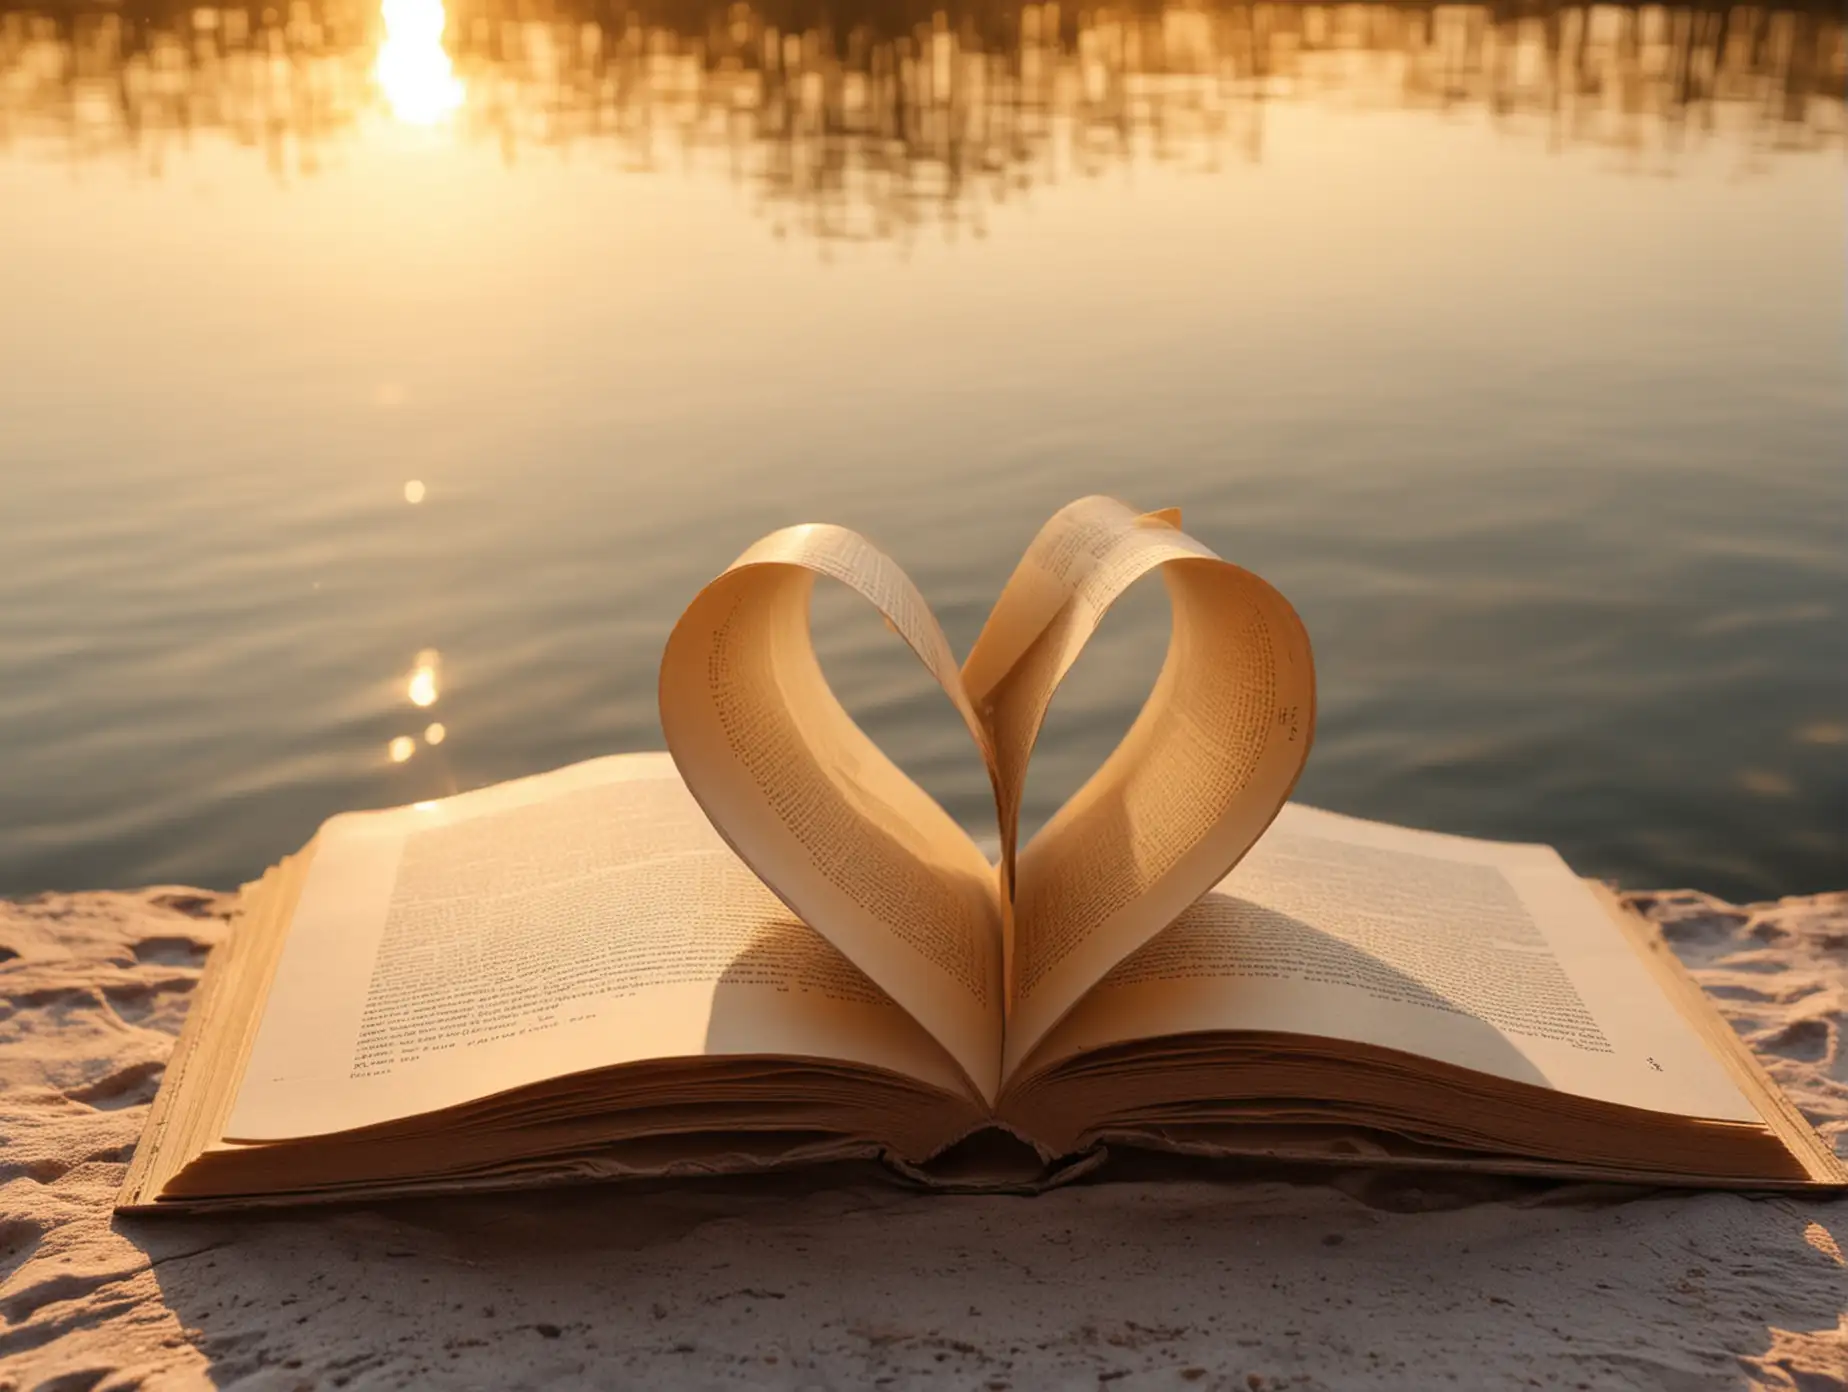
[121,498,1844,1209]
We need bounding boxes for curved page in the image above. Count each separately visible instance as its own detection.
[660,525,1006,1102]
[963,496,1178,713]
[988,526,1317,1079]
[960,497,1181,903]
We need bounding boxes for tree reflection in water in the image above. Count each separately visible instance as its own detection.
[1,0,1840,238]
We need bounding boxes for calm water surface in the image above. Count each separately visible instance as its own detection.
[2,0,1843,900]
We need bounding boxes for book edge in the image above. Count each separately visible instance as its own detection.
[115,882,250,1210]
[117,850,314,1211]
[1589,882,1846,1189]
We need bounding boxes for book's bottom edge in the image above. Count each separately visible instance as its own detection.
[1088,1137,1844,1193]
[116,1134,1844,1215]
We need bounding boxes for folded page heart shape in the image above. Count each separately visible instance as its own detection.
[660,498,1315,1100]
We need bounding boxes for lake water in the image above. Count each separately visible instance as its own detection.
[2,0,1842,902]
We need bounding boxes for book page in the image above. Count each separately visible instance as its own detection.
[959,497,1180,917]
[988,522,1316,1079]
[227,754,977,1141]
[1018,804,1759,1122]
[962,496,1178,713]
[660,525,1006,1102]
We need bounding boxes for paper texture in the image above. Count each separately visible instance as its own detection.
[228,754,973,1140]
[1021,803,1759,1123]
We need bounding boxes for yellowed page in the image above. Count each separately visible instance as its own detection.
[228,753,976,1141]
[1019,803,1759,1123]
[991,522,1316,1078]
[659,525,1006,1102]
[962,496,1177,712]
[958,497,1182,916]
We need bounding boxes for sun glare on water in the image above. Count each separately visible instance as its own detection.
[376,0,464,126]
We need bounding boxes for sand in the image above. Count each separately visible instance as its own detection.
[1,884,1843,1390]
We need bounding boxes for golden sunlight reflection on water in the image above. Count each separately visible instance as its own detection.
[375,0,463,126]
[407,650,441,709]
[390,656,448,766]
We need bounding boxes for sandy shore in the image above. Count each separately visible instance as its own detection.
[2,885,1843,1389]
